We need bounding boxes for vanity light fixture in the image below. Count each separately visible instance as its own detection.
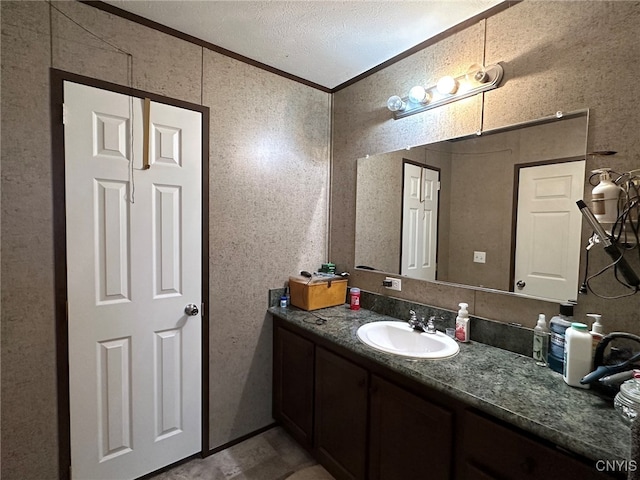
[387,63,504,119]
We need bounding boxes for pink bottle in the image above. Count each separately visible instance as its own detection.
[350,288,361,310]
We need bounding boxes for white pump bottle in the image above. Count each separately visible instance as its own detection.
[591,169,623,233]
[455,302,470,343]
[587,313,605,357]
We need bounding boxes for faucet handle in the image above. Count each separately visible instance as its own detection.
[408,310,419,328]
[425,316,437,334]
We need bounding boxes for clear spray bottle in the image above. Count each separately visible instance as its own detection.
[533,314,549,367]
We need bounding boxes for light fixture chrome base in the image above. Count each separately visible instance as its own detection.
[391,63,504,120]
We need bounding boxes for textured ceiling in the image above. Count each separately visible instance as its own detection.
[102,0,504,89]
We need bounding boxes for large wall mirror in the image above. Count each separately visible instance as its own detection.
[355,111,589,303]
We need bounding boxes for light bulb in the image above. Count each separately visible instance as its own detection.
[387,95,406,112]
[408,86,430,104]
[436,76,458,95]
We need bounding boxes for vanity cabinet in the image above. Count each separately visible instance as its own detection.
[272,316,619,480]
[273,323,453,480]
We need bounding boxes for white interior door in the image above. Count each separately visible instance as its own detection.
[64,81,202,480]
[401,163,439,281]
[514,161,585,302]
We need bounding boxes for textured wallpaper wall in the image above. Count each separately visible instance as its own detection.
[355,148,425,273]
[1,1,330,478]
[2,1,640,479]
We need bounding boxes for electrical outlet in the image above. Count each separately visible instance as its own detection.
[473,251,486,263]
[384,277,402,291]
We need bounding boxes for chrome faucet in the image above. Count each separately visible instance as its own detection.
[408,311,438,334]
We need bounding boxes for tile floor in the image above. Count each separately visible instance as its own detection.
[148,426,333,480]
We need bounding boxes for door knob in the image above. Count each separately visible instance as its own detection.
[184,304,199,316]
[516,280,526,289]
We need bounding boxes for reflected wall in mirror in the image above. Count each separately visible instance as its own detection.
[355,112,589,302]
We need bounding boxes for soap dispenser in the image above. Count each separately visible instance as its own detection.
[455,302,470,343]
[587,313,605,357]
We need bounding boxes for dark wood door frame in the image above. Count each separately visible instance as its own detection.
[50,68,210,480]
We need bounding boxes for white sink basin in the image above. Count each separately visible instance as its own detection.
[356,321,459,359]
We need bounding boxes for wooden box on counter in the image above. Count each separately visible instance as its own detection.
[288,275,348,311]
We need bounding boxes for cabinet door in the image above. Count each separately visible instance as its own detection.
[369,375,454,480]
[462,410,615,480]
[315,347,368,480]
[466,464,499,480]
[273,326,314,449]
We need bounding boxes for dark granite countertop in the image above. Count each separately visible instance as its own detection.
[268,304,630,464]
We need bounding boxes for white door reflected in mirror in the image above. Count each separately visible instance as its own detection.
[401,162,439,281]
[514,161,586,302]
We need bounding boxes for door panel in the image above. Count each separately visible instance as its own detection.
[98,337,132,461]
[153,184,182,297]
[64,81,202,480]
[96,179,131,303]
[154,328,183,440]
